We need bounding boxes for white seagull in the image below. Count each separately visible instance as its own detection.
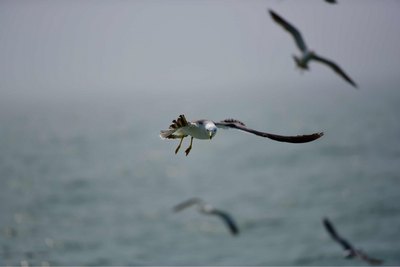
[323,217,383,265]
[160,114,323,156]
[269,9,357,88]
[173,197,239,236]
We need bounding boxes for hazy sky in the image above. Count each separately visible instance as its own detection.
[1,0,399,104]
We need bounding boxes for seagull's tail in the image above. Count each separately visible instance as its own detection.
[293,55,308,70]
[160,129,176,139]
[160,114,189,139]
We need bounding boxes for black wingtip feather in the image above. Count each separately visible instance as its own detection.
[269,9,283,23]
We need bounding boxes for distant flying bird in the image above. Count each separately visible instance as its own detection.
[269,9,357,88]
[160,114,323,156]
[173,197,239,236]
[323,217,383,265]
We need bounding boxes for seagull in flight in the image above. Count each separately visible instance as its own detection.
[323,217,383,265]
[269,9,357,88]
[160,114,323,156]
[173,197,239,236]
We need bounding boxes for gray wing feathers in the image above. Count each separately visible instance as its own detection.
[311,54,358,88]
[269,9,307,52]
[210,210,239,235]
[215,119,323,143]
[173,197,203,212]
[215,119,246,129]
[357,251,384,266]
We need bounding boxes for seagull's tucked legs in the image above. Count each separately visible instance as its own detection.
[185,137,194,156]
[175,137,184,154]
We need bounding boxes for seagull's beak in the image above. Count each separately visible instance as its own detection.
[209,131,213,139]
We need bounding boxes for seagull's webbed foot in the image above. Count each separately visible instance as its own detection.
[175,137,184,154]
[185,137,193,156]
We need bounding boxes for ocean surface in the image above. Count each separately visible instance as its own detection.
[1,83,400,266]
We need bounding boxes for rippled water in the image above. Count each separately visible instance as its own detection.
[1,84,399,265]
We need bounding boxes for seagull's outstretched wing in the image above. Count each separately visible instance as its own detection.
[209,209,239,236]
[325,0,337,3]
[269,9,307,53]
[323,217,354,252]
[173,197,203,212]
[310,53,358,88]
[357,251,384,266]
[215,119,323,144]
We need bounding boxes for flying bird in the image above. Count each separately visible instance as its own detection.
[173,197,239,236]
[269,9,357,88]
[160,114,323,156]
[325,0,337,3]
[323,217,383,265]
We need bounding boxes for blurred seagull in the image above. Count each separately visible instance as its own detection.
[323,217,383,265]
[269,9,357,88]
[325,0,337,3]
[173,197,239,236]
[160,114,323,156]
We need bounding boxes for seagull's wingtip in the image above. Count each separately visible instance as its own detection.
[322,216,331,226]
[172,203,185,213]
[269,10,276,16]
[172,207,180,213]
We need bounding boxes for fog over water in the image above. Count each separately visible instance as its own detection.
[1,0,399,265]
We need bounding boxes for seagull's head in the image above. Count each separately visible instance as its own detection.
[205,122,217,139]
[201,203,214,213]
[344,250,357,259]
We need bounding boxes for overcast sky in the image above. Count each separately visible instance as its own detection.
[1,0,399,104]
